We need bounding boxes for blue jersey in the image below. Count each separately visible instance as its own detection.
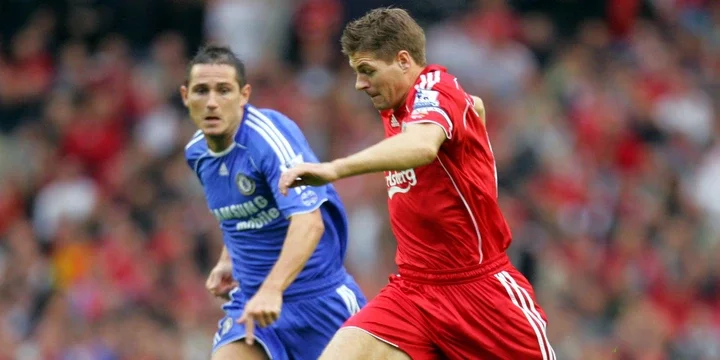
[185,105,349,300]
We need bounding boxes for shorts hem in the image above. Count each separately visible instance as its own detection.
[212,335,274,360]
[341,325,415,359]
[342,326,400,348]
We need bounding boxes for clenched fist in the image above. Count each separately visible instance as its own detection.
[206,261,238,300]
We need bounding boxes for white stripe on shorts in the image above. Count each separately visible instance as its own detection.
[495,271,555,360]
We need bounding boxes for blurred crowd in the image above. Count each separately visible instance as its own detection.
[1,0,719,359]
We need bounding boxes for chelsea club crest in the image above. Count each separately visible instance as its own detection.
[235,173,256,195]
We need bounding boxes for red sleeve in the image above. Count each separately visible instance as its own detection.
[406,72,464,140]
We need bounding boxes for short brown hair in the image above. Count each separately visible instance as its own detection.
[341,7,426,66]
[186,44,246,87]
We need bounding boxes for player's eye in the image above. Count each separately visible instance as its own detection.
[219,87,231,95]
[194,87,208,94]
[361,69,375,76]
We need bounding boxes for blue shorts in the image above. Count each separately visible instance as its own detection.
[212,272,366,360]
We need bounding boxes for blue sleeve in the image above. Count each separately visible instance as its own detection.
[185,153,196,174]
[184,131,206,184]
[247,109,329,218]
[185,153,200,184]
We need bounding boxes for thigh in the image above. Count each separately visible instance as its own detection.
[276,278,368,360]
[319,327,412,360]
[212,313,288,360]
[325,278,441,360]
[212,341,269,360]
[431,267,555,360]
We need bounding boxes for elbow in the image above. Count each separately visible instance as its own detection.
[417,145,439,166]
[290,210,326,244]
[306,212,325,242]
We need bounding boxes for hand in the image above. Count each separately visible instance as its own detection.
[278,162,340,196]
[238,286,283,345]
[206,261,238,300]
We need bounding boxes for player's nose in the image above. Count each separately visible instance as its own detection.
[355,76,369,91]
[206,91,219,109]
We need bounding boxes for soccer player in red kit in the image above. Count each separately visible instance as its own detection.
[279,7,555,360]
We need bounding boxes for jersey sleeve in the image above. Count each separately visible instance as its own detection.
[407,72,464,140]
[184,131,206,184]
[248,109,329,218]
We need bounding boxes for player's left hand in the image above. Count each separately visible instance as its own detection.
[238,287,283,345]
[279,162,339,195]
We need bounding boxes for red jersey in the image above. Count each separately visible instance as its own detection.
[381,65,512,271]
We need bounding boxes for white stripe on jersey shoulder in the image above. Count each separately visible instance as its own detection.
[245,119,290,166]
[245,108,298,166]
[185,130,205,150]
[247,107,297,159]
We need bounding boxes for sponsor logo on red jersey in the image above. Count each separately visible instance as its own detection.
[385,169,417,199]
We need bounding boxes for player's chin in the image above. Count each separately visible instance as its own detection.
[200,124,227,137]
[371,99,390,110]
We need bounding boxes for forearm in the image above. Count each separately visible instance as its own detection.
[217,245,231,264]
[331,132,437,179]
[261,212,324,292]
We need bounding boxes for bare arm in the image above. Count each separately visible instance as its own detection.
[240,209,326,343]
[206,245,237,300]
[471,95,485,126]
[218,245,231,263]
[331,123,447,179]
[278,123,447,194]
[260,209,325,292]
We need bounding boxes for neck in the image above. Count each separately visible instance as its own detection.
[393,65,425,111]
[408,66,425,83]
[206,132,235,153]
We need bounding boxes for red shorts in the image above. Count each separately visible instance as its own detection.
[343,254,555,360]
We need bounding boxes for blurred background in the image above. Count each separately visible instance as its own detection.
[1,0,719,359]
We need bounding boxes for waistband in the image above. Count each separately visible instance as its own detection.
[236,268,347,303]
[397,253,509,285]
[284,268,347,301]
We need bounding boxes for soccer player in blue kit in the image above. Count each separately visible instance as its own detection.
[181,45,366,360]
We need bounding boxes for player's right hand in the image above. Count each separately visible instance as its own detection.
[278,162,339,195]
[206,261,238,300]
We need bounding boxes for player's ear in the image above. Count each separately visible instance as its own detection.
[396,50,411,72]
[180,85,189,106]
[240,83,252,102]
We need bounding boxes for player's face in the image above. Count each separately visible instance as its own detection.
[180,64,250,137]
[349,52,410,110]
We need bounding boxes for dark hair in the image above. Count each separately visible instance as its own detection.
[341,7,426,66]
[185,44,247,86]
